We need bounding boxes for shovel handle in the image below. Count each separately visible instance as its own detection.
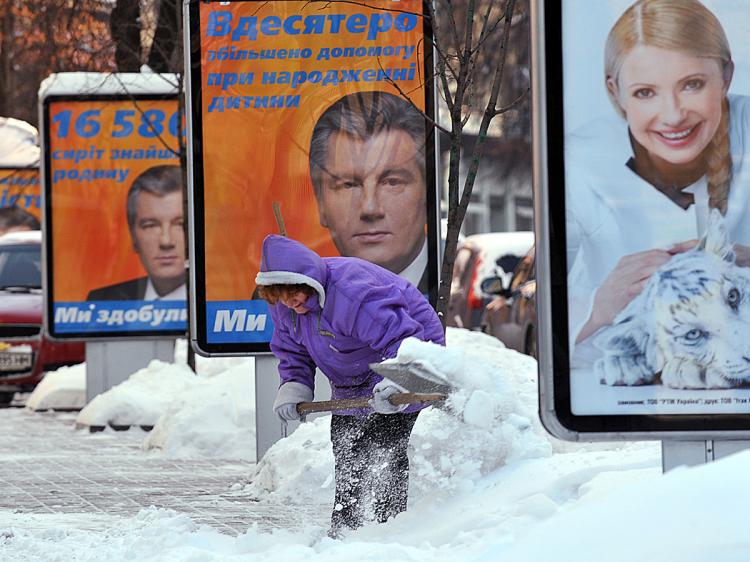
[297,392,446,415]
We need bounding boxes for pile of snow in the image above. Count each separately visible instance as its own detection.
[142,359,256,460]
[174,337,253,377]
[242,328,552,506]
[0,117,39,166]
[497,450,750,562]
[405,329,553,497]
[75,360,196,427]
[241,415,335,505]
[25,364,86,411]
[49,338,257,457]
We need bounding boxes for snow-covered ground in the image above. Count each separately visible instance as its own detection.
[4,329,750,561]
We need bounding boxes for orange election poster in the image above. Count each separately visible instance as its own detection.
[44,96,185,338]
[0,168,41,220]
[191,0,436,352]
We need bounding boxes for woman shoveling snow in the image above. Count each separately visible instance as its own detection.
[254,235,445,538]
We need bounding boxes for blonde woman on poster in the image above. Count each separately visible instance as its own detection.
[566,0,750,364]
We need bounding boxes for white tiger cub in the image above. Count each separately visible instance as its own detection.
[594,209,750,389]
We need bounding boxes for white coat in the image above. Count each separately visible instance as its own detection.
[566,94,750,353]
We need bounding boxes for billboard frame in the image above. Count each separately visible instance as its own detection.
[533,0,750,440]
[184,0,440,356]
[40,90,185,341]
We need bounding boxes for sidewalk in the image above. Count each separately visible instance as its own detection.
[0,407,328,535]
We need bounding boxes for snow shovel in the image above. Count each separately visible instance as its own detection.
[295,359,452,416]
[369,358,452,395]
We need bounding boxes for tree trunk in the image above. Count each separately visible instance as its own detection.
[0,0,14,116]
[435,0,519,329]
[148,0,180,73]
[110,0,141,72]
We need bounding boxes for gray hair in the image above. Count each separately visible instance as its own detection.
[126,165,183,233]
[309,91,426,196]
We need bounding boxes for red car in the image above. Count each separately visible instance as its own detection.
[0,230,84,403]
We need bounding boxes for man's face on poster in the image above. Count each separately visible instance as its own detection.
[316,129,426,273]
[131,190,186,288]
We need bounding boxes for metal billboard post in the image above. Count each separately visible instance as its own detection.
[255,354,285,461]
[662,440,750,472]
[85,340,175,403]
[255,354,332,461]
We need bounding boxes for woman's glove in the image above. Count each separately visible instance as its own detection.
[274,403,301,423]
[273,382,313,425]
[369,378,408,414]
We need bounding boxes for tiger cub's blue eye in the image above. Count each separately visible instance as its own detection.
[684,329,704,341]
[728,287,741,308]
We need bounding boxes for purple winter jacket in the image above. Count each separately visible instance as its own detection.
[256,235,445,416]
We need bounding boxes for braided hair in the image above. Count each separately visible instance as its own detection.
[604,0,733,212]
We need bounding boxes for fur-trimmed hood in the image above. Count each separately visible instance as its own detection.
[255,235,327,308]
[257,234,445,414]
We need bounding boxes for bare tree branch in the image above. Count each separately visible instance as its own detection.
[494,87,529,116]
[376,58,452,137]
[434,0,521,326]
[456,0,516,228]
[425,0,456,112]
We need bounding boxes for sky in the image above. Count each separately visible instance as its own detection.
[3,328,750,561]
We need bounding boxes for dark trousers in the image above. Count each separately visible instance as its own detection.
[329,411,419,533]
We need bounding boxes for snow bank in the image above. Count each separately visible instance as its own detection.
[75,360,196,427]
[25,364,86,411]
[173,338,252,377]
[407,329,552,496]
[142,360,256,460]
[242,328,552,508]
[63,340,255,456]
[494,449,750,562]
[241,415,335,505]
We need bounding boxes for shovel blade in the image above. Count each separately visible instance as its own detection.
[369,359,453,395]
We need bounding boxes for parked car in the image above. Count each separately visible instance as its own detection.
[0,230,84,403]
[447,231,534,331]
[480,246,537,357]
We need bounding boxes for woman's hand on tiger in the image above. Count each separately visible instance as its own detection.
[733,244,750,267]
[667,239,698,254]
[577,249,673,343]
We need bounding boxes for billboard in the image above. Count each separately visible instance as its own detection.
[0,117,42,225]
[185,0,438,355]
[0,168,41,220]
[535,0,750,438]
[41,91,186,339]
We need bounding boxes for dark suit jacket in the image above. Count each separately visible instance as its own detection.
[86,277,148,301]
[416,265,429,295]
